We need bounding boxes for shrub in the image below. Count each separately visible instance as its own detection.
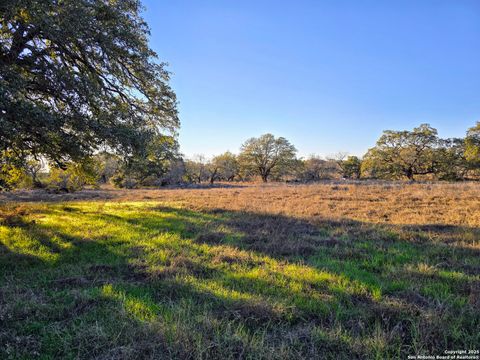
[45,161,98,193]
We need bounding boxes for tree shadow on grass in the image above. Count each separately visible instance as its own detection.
[0,214,359,358]
[0,204,479,359]
[59,204,480,345]
[145,206,480,353]
[171,183,247,190]
[0,183,247,204]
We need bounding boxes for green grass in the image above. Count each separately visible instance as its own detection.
[0,201,479,359]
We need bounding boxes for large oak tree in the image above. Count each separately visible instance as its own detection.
[0,0,178,167]
[239,134,297,182]
[362,124,440,181]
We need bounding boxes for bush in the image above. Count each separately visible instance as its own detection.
[110,173,139,189]
[0,151,28,190]
[45,161,98,193]
[0,164,24,190]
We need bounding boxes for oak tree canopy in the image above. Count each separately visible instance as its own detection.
[0,0,179,166]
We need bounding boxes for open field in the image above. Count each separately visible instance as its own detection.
[1,182,479,359]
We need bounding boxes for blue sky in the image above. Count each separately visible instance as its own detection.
[142,0,480,158]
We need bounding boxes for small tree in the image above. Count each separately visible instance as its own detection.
[213,152,239,181]
[184,155,209,184]
[297,155,339,181]
[206,159,220,184]
[162,159,186,185]
[46,160,98,193]
[239,134,297,182]
[94,152,121,184]
[340,156,362,179]
[24,158,46,188]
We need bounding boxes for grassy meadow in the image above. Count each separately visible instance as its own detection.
[0,182,479,359]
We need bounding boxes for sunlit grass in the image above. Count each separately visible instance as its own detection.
[1,196,479,359]
[101,284,161,322]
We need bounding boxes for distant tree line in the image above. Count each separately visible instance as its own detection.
[1,122,479,191]
[178,122,479,184]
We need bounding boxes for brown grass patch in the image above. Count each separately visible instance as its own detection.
[2,182,479,228]
[211,247,258,267]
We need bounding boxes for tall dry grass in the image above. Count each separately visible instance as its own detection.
[110,182,480,227]
[2,182,480,226]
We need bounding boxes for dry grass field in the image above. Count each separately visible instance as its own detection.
[1,182,479,359]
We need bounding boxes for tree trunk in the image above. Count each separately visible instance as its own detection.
[209,169,217,184]
[405,168,415,181]
[33,179,44,189]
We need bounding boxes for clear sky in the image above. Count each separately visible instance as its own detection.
[142,0,480,158]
